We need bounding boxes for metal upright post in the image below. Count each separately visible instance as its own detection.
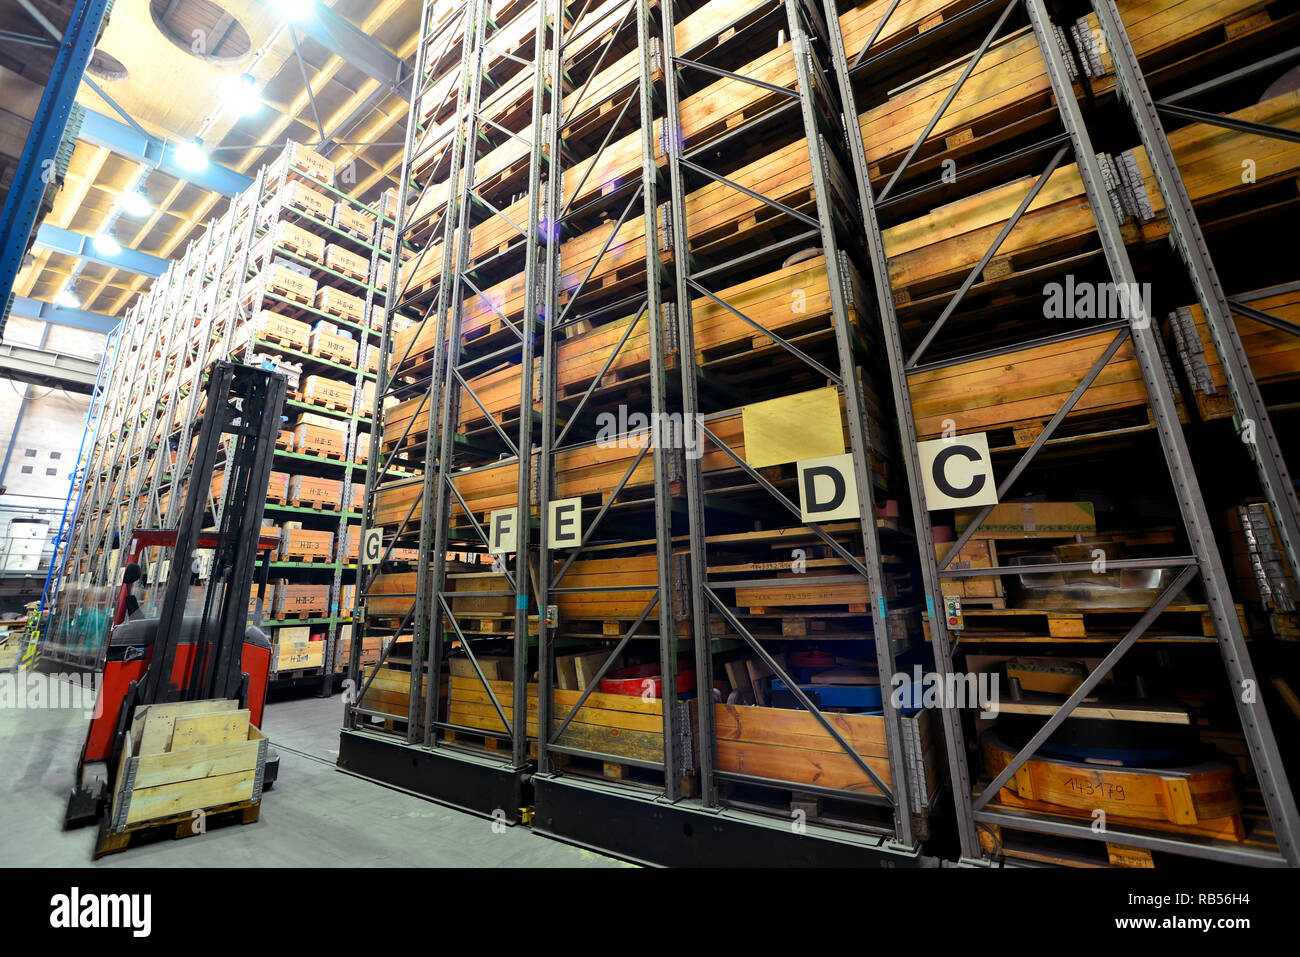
[662,0,917,843]
[535,0,686,798]
[1092,0,1300,602]
[0,0,111,308]
[830,0,1300,865]
[1022,0,1299,866]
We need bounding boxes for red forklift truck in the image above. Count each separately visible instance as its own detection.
[63,361,288,829]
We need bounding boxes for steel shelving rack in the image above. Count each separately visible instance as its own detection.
[42,145,395,695]
[824,0,1300,866]
[342,0,939,866]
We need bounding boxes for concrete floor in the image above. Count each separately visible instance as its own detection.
[0,684,628,867]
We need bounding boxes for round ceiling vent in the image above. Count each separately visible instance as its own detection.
[148,0,252,64]
[86,49,128,81]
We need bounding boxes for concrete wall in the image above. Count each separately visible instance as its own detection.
[0,317,107,613]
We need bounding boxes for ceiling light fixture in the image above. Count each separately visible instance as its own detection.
[93,232,122,257]
[175,136,209,172]
[54,286,81,309]
[270,0,314,22]
[119,189,151,217]
[224,72,263,117]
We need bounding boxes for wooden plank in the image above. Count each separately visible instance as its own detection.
[169,710,251,751]
[131,735,262,790]
[123,770,257,826]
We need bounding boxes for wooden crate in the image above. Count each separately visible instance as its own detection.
[271,219,325,261]
[315,286,365,324]
[309,325,359,368]
[105,700,266,833]
[212,468,289,505]
[324,243,370,281]
[981,730,1243,839]
[935,538,1003,604]
[279,522,334,562]
[292,421,348,462]
[448,675,683,769]
[282,140,335,185]
[245,311,311,352]
[256,261,318,305]
[885,91,1300,301]
[275,626,324,671]
[272,583,330,619]
[300,374,354,412]
[333,203,375,242]
[288,473,343,509]
[907,327,1184,445]
[281,180,334,220]
[712,703,933,796]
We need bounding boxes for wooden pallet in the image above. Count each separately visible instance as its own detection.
[95,798,261,859]
[1168,286,1300,421]
[279,552,332,564]
[925,602,1248,641]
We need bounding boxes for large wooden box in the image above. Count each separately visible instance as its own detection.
[279,522,333,562]
[712,703,933,797]
[108,700,266,831]
[271,219,325,261]
[301,374,354,411]
[288,474,343,508]
[272,584,330,618]
[282,180,333,220]
[293,416,347,459]
[309,325,359,368]
[315,286,365,324]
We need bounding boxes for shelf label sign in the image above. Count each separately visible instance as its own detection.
[547,498,582,549]
[489,508,518,554]
[361,528,383,565]
[796,453,861,522]
[918,433,998,510]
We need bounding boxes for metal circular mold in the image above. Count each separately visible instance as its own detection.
[147,0,253,64]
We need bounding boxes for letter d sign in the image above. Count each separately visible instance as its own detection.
[796,453,860,522]
[917,433,998,509]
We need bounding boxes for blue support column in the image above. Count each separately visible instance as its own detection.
[0,0,114,319]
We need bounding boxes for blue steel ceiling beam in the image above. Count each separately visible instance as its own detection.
[277,2,412,101]
[0,0,113,322]
[9,295,118,333]
[78,109,254,197]
[34,224,168,276]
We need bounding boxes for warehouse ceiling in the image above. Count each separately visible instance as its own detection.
[3,0,419,323]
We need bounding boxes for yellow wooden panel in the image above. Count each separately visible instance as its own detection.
[741,387,845,468]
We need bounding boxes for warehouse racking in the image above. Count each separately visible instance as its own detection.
[342,0,1300,867]
[341,0,937,865]
[40,141,398,693]
[830,0,1300,866]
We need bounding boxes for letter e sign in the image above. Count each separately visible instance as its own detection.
[917,433,998,509]
[796,453,861,522]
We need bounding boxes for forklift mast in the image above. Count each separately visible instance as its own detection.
[141,360,287,704]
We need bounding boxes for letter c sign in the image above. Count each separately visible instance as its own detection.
[917,433,998,510]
